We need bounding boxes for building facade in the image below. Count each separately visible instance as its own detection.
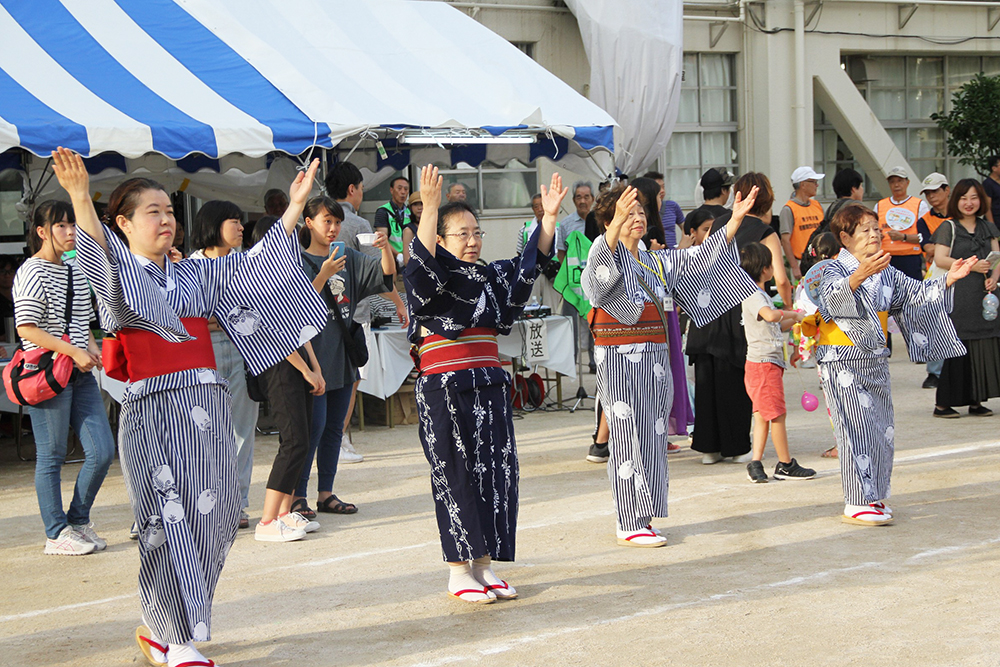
[444,0,1000,259]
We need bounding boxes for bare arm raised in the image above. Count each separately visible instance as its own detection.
[281,159,320,236]
[416,165,443,258]
[538,172,568,257]
[51,147,105,250]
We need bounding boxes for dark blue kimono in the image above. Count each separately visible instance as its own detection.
[403,227,549,562]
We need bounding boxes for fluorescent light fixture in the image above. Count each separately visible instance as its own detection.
[398,129,537,145]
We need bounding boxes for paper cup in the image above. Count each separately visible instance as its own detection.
[357,233,377,246]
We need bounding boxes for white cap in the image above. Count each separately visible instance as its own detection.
[791,166,824,184]
[920,172,948,192]
[887,166,909,180]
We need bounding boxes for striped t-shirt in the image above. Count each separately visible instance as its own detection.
[13,258,93,352]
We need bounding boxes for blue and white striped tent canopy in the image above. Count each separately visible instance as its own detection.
[0,0,616,205]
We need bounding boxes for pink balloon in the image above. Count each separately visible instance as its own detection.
[801,391,819,412]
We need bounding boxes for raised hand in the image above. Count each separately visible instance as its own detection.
[51,147,90,201]
[857,249,892,281]
[947,256,978,287]
[604,186,638,253]
[420,165,443,212]
[51,147,105,248]
[289,159,320,207]
[281,158,321,236]
[417,165,443,257]
[732,186,758,220]
[372,230,389,250]
[540,172,569,218]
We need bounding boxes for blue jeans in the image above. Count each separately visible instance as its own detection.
[29,372,116,539]
[296,384,353,497]
[927,358,944,377]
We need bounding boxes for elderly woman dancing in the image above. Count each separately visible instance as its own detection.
[51,148,327,667]
[817,204,974,526]
[404,165,565,603]
[582,185,760,547]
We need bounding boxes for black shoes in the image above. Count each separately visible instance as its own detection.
[586,442,609,463]
[922,374,939,389]
[773,458,816,480]
[746,460,768,483]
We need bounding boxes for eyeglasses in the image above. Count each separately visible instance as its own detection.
[443,231,485,242]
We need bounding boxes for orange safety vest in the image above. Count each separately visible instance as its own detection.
[878,196,923,256]
[923,208,949,236]
[785,198,824,259]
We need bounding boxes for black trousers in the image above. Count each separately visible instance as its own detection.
[261,359,313,494]
[690,353,752,457]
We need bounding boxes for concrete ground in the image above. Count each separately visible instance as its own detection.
[1,355,999,667]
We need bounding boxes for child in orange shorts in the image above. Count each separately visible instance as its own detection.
[739,243,816,483]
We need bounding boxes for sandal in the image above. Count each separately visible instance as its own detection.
[449,587,495,604]
[486,580,519,599]
[135,625,167,667]
[317,495,358,514]
[290,498,316,520]
[821,446,838,458]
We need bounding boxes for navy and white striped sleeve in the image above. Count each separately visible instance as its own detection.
[210,221,328,375]
[665,228,758,328]
[888,269,965,362]
[581,234,643,325]
[75,225,190,340]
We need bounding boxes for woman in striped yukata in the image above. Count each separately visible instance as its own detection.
[51,148,327,667]
[817,204,974,526]
[582,185,759,548]
[403,165,565,604]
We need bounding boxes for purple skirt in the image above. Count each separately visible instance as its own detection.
[667,308,693,435]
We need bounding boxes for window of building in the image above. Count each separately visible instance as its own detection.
[658,52,738,207]
[510,41,535,60]
[817,55,1000,199]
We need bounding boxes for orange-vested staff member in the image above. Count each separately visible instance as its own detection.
[779,166,825,281]
[874,166,933,281]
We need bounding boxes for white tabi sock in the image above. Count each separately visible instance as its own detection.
[140,616,167,663]
[471,556,517,598]
[166,641,210,667]
[448,561,495,600]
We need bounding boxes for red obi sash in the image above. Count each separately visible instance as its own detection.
[416,327,501,375]
[103,317,217,383]
[589,303,667,346]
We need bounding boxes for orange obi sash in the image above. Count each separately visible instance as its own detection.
[103,317,217,383]
[801,311,888,346]
[416,327,501,375]
[589,303,667,346]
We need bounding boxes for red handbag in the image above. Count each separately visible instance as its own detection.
[3,266,77,406]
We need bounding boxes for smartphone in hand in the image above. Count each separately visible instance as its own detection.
[330,241,346,259]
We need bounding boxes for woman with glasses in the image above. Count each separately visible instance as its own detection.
[403,165,565,604]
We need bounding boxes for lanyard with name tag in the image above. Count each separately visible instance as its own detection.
[637,256,672,312]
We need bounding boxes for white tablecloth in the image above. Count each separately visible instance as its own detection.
[358,325,413,400]
[357,315,577,400]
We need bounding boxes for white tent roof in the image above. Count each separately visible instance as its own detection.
[0,0,616,206]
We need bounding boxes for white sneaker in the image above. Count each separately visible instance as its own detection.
[339,447,363,464]
[44,525,96,555]
[701,452,723,465]
[730,452,753,464]
[282,512,319,533]
[254,519,306,542]
[342,432,359,455]
[71,522,107,551]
